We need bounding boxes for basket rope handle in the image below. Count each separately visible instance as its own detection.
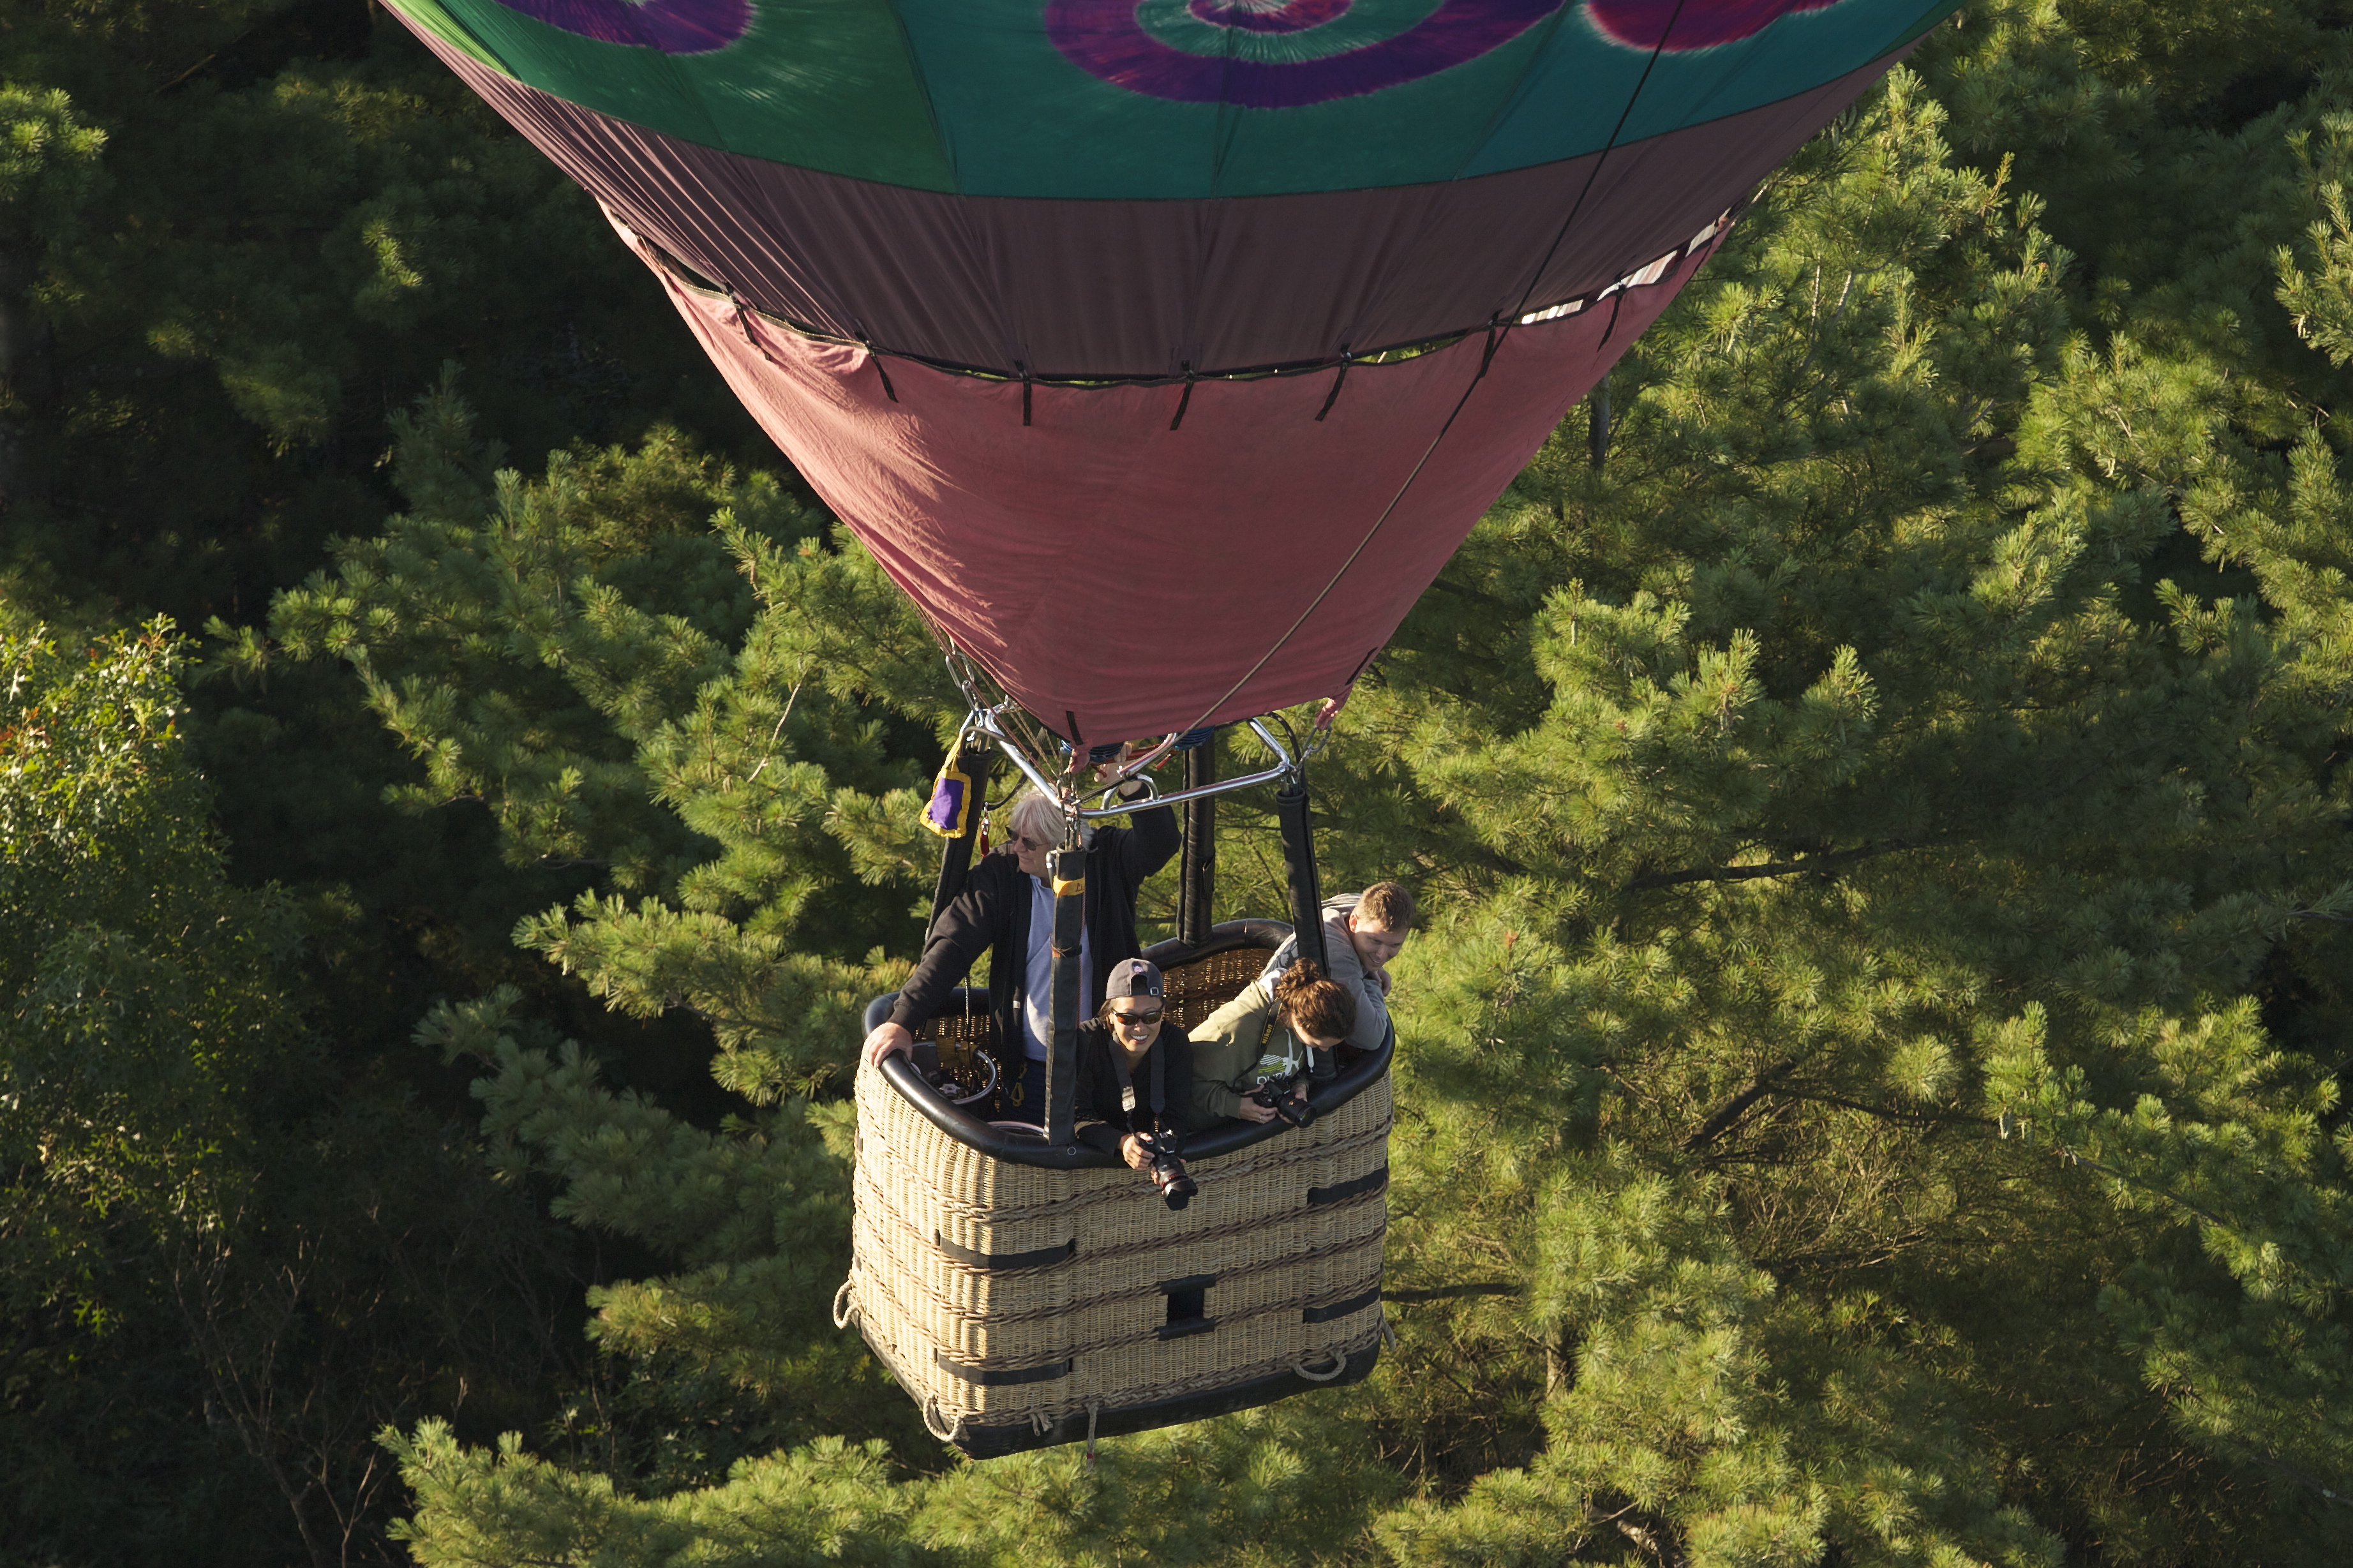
[1294,1350,1348,1382]
[923,1396,966,1443]
[830,1276,859,1330]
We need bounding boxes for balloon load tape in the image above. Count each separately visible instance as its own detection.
[922,736,978,840]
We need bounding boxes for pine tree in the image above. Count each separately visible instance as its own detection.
[123,4,2353,1562]
[1360,61,2353,1566]
[358,49,2353,1566]
[0,0,756,626]
[255,379,950,1098]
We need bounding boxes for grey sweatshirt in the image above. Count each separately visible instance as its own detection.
[1255,892,1391,1052]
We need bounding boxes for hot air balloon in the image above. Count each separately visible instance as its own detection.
[384,0,1964,1455]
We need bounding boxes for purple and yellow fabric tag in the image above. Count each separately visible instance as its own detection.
[924,741,978,840]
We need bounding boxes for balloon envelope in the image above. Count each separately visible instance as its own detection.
[387,0,1960,738]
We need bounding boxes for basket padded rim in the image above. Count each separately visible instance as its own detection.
[876,1022,1393,1170]
[950,1341,1381,1458]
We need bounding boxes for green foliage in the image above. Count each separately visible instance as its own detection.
[1350,58,2353,1566]
[0,84,105,244]
[389,1396,1400,1568]
[1987,1000,2353,1501]
[417,986,881,1433]
[361,52,2353,1564]
[259,382,950,1107]
[0,621,294,1555]
[0,623,590,1568]
[11,1,2353,1564]
[0,0,759,623]
[0,619,287,1296]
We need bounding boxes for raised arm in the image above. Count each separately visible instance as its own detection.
[1109,784,1181,883]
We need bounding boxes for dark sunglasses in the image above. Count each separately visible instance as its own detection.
[1110,1006,1164,1026]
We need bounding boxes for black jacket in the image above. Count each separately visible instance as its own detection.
[886,802,1179,1082]
[1070,1019,1191,1157]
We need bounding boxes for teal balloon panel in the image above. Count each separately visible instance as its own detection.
[387,0,1961,196]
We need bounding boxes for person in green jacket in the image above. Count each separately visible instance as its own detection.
[1186,960,1357,1132]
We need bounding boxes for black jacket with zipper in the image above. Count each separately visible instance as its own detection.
[886,798,1179,1084]
[1070,1019,1191,1157]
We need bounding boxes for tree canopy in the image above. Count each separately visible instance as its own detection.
[4,2,2353,1565]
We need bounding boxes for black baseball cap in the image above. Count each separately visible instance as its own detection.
[1105,958,1164,999]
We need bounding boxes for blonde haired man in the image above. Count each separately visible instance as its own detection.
[862,773,1178,1117]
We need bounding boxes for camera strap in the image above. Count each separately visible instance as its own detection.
[1243,997,1301,1092]
[1114,1042,1167,1121]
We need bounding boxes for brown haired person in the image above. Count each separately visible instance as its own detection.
[1185,960,1357,1132]
[1257,881,1414,1052]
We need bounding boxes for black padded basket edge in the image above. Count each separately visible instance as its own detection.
[865,919,1395,1169]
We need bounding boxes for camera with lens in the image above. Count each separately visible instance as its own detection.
[1139,1132,1196,1209]
[1248,1078,1315,1129]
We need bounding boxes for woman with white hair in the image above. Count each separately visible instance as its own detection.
[862,761,1179,1117]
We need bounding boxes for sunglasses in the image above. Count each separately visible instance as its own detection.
[1110,1006,1164,1026]
[1012,832,1052,853]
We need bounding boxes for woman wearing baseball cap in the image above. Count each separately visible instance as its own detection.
[1072,958,1196,1206]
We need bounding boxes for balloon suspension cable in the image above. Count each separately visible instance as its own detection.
[944,650,1074,787]
[1280,708,1340,770]
[941,652,1304,821]
[1150,2,1699,750]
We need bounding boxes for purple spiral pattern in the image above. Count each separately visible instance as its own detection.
[1588,0,1841,48]
[1045,0,1564,107]
[1049,0,1856,105]
[1186,0,1354,34]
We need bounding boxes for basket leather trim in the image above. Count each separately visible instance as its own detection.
[934,1350,1073,1385]
[1302,1285,1382,1324]
[934,1232,1075,1271]
[1156,1317,1220,1340]
[1308,1165,1389,1207]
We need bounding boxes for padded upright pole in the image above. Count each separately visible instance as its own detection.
[925,745,993,943]
[1274,774,1335,1080]
[1178,743,1217,948]
[1588,371,1611,470]
[1045,844,1087,1147]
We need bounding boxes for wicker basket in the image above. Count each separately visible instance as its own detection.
[842,927,1391,1456]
